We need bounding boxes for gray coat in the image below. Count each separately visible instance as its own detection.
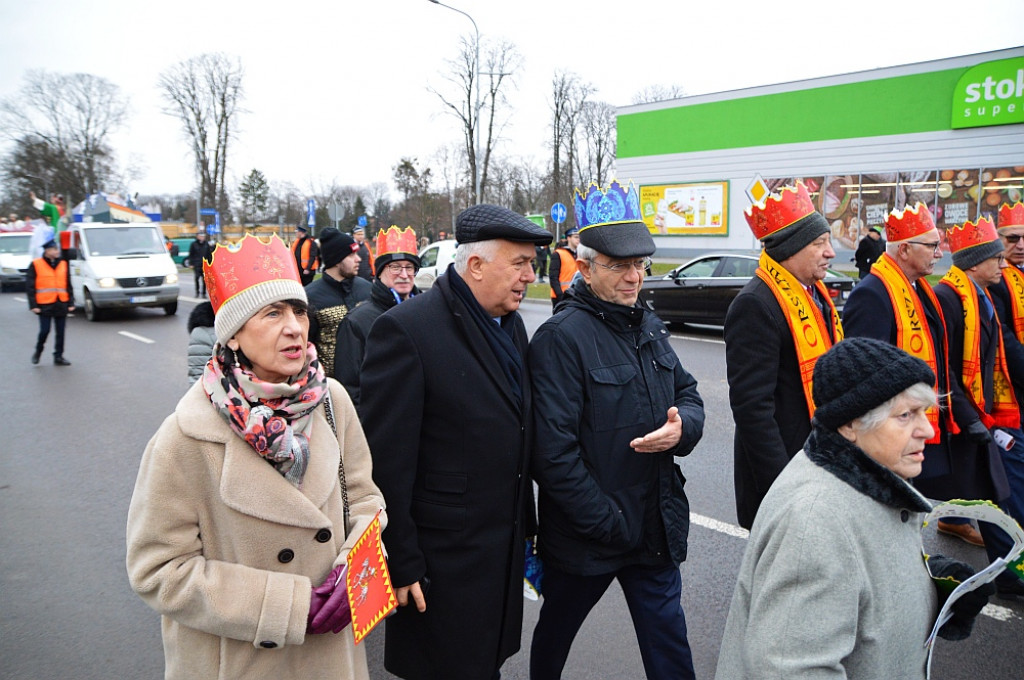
[186,301,217,384]
[715,426,937,680]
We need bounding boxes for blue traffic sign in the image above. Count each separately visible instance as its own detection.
[551,202,567,224]
[306,199,316,229]
[358,215,368,227]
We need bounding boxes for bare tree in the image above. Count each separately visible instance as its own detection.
[631,84,687,105]
[158,53,244,221]
[430,35,522,204]
[579,101,617,187]
[549,71,595,206]
[0,70,129,199]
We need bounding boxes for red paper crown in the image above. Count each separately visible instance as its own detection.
[998,202,1024,230]
[885,202,936,242]
[203,234,301,314]
[375,226,418,257]
[744,181,817,240]
[947,216,999,254]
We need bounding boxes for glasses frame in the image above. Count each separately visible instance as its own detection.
[906,240,943,254]
[589,257,652,274]
[383,263,417,274]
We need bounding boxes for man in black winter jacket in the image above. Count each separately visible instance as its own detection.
[528,181,704,680]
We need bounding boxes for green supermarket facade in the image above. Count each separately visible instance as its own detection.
[616,46,1024,257]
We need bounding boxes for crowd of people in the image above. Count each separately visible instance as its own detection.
[119,179,1024,680]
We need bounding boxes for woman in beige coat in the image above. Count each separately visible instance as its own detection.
[127,234,385,680]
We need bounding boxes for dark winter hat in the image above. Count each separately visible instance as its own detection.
[574,180,656,258]
[762,211,830,262]
[948,217,1004,271]
[456,204,553,245]
[813,337,935,430]
[319,228,359,269]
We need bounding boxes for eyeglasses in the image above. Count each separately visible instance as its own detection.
[590,257,651,274]
[906,241,942,254]
[384,263,416,274]
[1003,234,1023,244]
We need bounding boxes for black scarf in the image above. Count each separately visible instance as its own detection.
[447,265,524,409]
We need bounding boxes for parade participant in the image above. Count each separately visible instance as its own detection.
[359,205,551,680]
[854,224,885,280]
[27,239,74,366]
[842,203,984,546]
[186,229,213,297]
[352,225,375,281]
[939,214,1024,599]
[290,224,320,286]
[724,182,842,529]
[127,234,385,680]
[715,338,992,680]
[549,225,580,310]
[528,180,705,680]
[304,228,370,377]
[29,190,66,232]
[334,226,421,406]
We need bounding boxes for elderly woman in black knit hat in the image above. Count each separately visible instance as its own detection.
[716,337,993,680]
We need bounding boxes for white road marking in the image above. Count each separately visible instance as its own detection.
[690,512,1016,622]
[118,331,156,344]
[13,296,27,303]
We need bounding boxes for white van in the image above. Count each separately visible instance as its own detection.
[414,239,458,291]
[0,232,33,292]
[65,223,180,320]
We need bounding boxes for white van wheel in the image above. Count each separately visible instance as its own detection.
[83,290,103,321]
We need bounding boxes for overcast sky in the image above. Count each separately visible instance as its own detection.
[2,0,1021,201]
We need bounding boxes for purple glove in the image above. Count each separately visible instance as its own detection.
[308,564,351,635]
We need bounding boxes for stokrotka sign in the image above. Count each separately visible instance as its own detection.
[951,57,1024,130]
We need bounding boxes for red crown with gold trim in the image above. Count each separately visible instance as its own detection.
[743,181,817,240]
[203,234,301,314]
[885,202,936,242]
[947,216,999,254]
[375,226,418,258]
[998,202,1024,230]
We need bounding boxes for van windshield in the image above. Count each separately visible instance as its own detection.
[0,235,31,254]
[82,226,164,256]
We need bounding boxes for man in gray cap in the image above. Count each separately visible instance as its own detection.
[528,180,705,680]
[725,181,842,529]
[360,204,551,680]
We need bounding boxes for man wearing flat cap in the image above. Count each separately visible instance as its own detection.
[304,227,370,376]
[528,180,705,680]
[725,181,843,529]
[360,204,550,680]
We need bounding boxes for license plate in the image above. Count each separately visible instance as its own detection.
[130,295,157,303]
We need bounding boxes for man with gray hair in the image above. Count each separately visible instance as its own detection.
[529,180,704,680]
[360,204,551,680]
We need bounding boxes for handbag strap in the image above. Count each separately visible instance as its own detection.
[324,390,350,535]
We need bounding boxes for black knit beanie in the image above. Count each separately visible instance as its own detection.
[319,228,358,269]
[951,239,1004,270]
[813,337,935,430]
[762,211,830,262]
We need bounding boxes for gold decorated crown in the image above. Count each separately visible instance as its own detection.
[203,234,301,314]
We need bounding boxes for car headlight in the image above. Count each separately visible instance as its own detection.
[1,266,15,274]
[165,273,178,284]
[98,277,117,288]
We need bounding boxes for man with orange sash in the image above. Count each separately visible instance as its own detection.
[27,239,74,366]
[842,203,987,546]
[985,201,1024,598]
[725,182,843,529]
[937,216,1023,599]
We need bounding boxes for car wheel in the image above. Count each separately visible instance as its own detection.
[164,301,178,316]
[83,290,103,321]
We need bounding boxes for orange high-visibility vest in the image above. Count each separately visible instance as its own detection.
[550,248,576,299]
[291,237,319,271]
[33,258,69,304]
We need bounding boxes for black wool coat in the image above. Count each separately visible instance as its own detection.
[724,276,820,530]
[989,275,1024,414]
[842,272,982,499]
[359,270,534,680]
[934,281,1011,503]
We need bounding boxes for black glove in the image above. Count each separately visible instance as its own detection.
[966,420,993,445]
[927,554,994,641]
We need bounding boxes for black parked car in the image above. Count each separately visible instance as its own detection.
[641,252,855,327]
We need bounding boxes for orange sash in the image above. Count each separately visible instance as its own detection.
[755,250,843,419]
[939,266,1020,428]
[870,254,956,442]
[1001,266,1024,344]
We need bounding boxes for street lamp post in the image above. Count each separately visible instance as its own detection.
[427,0,482,205]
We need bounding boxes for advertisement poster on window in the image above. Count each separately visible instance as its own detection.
[640,181,728,236]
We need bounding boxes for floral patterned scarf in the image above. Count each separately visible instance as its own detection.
[202,343,328,487]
